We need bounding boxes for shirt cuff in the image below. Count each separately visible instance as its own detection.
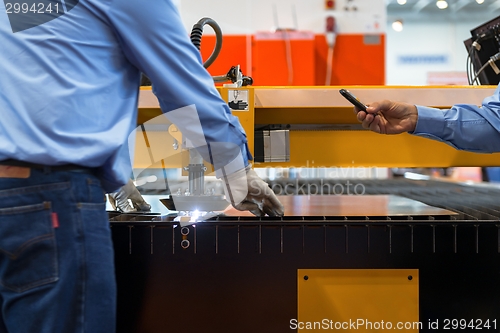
[214,143,250,179]
[410,105,446,137]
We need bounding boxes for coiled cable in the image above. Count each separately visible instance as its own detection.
[190,17,223,69]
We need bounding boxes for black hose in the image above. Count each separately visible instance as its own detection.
[190,17,223,69]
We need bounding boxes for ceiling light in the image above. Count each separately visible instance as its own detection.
[476,0,485,4]
[392,20,403,32]
[436,0,448,9]
[397,0,407,4]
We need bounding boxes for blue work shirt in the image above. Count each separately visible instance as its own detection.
[0,0,250,192]
[413,84,500,153]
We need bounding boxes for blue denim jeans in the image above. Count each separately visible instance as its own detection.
[0,168,116,333]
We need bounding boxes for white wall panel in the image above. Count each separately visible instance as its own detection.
[386,17,498,85]
[178,0,386,35]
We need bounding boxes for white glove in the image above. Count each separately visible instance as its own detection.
[108,179,151,213]
[222,165,284,217]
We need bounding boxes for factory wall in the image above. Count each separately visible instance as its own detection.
[386,17,499,85]
[177,0,500,87]
[177,0,386,86]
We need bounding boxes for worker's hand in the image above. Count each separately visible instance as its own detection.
[355,100,418,134]
[222,165,284,217]
[108,179,151,213]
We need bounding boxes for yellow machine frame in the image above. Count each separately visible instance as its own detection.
[136,85,500,170]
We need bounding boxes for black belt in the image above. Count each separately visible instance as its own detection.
[0,159,91,172]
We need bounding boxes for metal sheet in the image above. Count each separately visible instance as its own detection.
[223,194,457,217]
[111,194,457,219]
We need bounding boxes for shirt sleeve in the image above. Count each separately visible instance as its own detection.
[412,85,500,153]
[105,0,251,175]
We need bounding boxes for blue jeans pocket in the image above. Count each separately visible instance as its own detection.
[0,202,58,292]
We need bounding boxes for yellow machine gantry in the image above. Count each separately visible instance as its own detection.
[136,85,500,171]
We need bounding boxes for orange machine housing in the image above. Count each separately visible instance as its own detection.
[198,33,385,86]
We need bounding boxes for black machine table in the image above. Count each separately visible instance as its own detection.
[111,179,500,332]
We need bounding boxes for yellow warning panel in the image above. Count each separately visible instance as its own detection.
[296,269,419,332]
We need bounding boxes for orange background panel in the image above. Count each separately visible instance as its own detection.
[315,34,385,85]
[199,34,385,86]
[251,37,316,86]
[199,35,249,81]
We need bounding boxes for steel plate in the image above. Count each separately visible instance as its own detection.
[223,194,458,217]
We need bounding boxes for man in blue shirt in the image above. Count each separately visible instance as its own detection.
[0,0,283,332]
[355,85,500,152]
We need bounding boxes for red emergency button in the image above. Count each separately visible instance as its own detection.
[325,0,335,9]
